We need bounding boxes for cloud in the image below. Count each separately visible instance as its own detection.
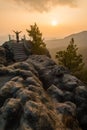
[14,0,77,12]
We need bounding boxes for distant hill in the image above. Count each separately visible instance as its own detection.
[45,31,87,65]
[45,31,87,49]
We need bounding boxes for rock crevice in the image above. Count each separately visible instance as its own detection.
[0,55,86,130]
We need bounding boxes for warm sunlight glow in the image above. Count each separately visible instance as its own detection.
[51,20,58,26]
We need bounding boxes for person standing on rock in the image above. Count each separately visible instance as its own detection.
[13,31,22,43]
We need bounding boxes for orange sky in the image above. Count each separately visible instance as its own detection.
[0,0,87,43]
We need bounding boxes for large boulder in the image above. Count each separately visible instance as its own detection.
[0,55,85,130]
[47,84,64,102]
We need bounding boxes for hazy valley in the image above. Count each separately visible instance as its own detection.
[46,31,87,66]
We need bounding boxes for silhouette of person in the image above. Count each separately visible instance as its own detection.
[13,31,22,43]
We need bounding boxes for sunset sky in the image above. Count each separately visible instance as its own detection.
[0,0,87,43]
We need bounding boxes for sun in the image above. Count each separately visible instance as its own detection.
[51,20,58,26]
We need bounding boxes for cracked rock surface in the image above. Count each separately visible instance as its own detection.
[0,55,86,130]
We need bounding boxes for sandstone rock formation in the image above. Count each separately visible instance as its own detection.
[1,40,51,64]
[0,46,7,66]
[0,55,87,130]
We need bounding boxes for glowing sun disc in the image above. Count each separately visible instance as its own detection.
[51,20,58,26]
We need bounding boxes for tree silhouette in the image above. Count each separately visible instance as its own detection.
[56,38,84,73]
[26,23,46,54]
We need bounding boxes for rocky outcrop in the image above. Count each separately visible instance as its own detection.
[10,42,28,61]
[0,55,87,130]
[1,40,51,64]
[0,46,7,66]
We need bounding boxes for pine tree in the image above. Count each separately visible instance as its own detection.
[26,23,46,54]
[56,38,84,73]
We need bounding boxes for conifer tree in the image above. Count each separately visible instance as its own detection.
[26,23,46,54]
[56,38,84,73]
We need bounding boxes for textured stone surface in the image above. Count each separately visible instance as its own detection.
[2,40,51,65]
[0,46,6,65]
[0,55,86,130]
